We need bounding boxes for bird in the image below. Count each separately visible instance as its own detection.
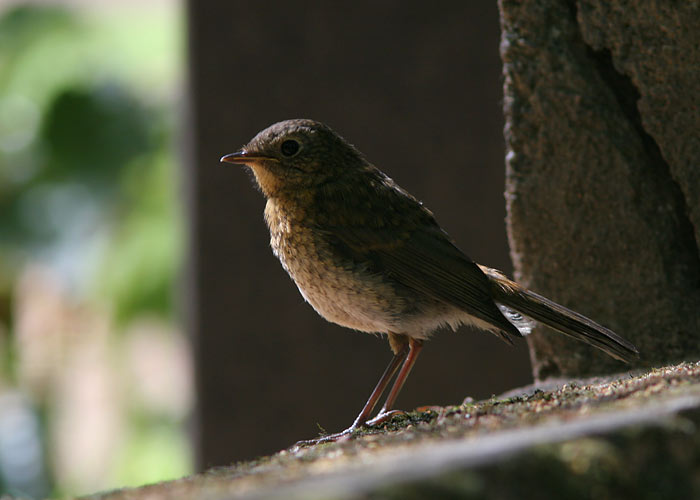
[220,119,639,442]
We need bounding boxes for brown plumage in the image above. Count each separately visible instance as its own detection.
[221,119,638,442]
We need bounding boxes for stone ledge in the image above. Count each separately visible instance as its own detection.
[87,361,700,499]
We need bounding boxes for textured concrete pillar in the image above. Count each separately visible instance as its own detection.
[499,0,700,379]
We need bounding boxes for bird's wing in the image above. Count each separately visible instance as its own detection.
[313,177,521,341]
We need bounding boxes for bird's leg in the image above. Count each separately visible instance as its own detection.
[293,342,409,446]
[366,338,424,427]
[348,342,409,429]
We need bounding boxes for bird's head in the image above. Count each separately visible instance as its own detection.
[221,119,367,198]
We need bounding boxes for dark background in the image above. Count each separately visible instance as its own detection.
[186,1,532,467]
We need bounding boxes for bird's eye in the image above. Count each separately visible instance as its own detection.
[280,139,300,157]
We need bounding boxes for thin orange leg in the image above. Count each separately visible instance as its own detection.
[294,341,409,446]
[366,338,423,426]
[350,342,409,428]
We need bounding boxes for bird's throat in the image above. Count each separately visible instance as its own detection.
[249,164,285,198]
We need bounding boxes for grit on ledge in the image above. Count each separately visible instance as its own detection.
[88,362,700,500]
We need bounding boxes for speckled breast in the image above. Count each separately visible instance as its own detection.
[263,198,403,334]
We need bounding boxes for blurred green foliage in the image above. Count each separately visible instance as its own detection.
[0,3,187,497]
[0,3,182,323]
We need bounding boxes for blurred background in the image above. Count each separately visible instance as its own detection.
[0,1,532,498]
[0,0,189,497]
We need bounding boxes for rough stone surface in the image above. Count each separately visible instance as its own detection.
[85,362,700,499]
[498,0,700,379]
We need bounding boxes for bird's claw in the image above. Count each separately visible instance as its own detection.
[292,410,407,449]
[292,427,356,448]
[365,409,405,427]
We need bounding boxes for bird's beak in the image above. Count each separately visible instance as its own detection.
[220,150,278,165]
[220,150,256,165]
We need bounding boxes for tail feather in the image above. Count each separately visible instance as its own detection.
[480,266,639,363]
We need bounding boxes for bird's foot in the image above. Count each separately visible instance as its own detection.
[292,410,406,449]
[365,409,405,427]
[292,426,359,448]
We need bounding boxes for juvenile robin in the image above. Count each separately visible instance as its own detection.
[221,119,638,442]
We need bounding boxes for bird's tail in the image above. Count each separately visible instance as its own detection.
[480,265,639,363]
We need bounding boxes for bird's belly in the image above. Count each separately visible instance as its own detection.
[265,205,477,338]
[269,227,400,333]
[272,236,478,338]
[281,247,399,333]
